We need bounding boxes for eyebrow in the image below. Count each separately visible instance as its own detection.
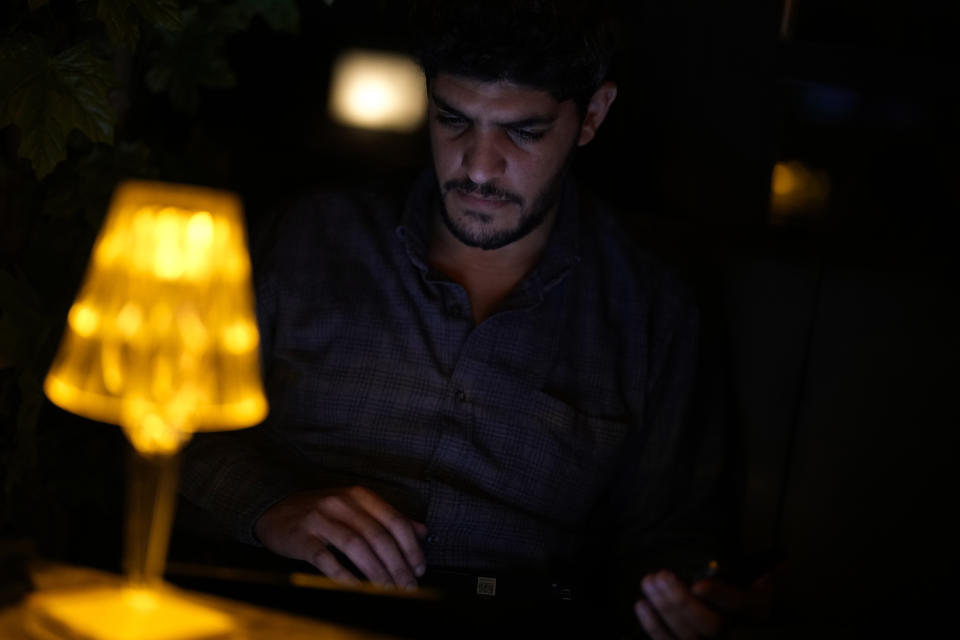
[431,93,557,129]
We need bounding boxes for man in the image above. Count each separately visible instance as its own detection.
[181,1,770,637]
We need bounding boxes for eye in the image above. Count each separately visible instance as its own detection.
[436,113,467,129]
[509,128,545,143]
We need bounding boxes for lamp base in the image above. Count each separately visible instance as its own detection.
[24,584,236,640]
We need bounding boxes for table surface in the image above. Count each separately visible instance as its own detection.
[0,560,402,640]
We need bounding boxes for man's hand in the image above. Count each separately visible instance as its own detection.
[633,570,774,639]
[253,486,428,589]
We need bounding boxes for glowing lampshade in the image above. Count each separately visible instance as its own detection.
[33,180,267,639]
[328,48,427,133]
[44,180,267,452]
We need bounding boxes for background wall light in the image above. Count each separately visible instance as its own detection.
[770,160,831,220]
[328,48,427,133]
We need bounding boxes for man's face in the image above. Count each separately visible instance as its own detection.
[427,74,583,251]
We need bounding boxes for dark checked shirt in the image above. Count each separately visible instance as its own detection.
[181,169,726,588]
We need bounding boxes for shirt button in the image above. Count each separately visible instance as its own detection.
[426,534,441,544]
[448,304,461,318]
[454,389,466,403]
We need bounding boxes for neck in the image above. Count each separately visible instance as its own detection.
[428,204,558,324]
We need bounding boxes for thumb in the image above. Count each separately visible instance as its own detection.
[691,578,747,612]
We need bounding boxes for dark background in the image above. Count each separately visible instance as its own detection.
[2,0,958,636]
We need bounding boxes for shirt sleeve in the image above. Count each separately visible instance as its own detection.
[178,210,307,546]
[178,419,308,546]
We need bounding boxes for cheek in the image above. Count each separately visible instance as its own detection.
[429,133,459,174]
[515,149,565,195]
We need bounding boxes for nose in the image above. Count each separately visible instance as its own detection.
[462,130,506,184]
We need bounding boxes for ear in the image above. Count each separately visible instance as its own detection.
[577,82,618,146]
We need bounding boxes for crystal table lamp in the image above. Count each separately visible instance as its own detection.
[33,180,268,640]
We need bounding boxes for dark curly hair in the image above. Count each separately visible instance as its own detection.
[412,0,620,110]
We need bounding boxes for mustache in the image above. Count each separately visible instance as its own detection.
[442,179,523,206]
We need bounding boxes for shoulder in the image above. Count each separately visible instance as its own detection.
[256,186,395,251]
[577,190,698,332]
[250,181,405,277]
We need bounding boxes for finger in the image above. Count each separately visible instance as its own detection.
[320,493,419,587]
[413,520,428,540]
[661,572,725,637]
[693,575,774,623]
[642,573,698,640]
[691,578,748,611]
[634,599,673,640]
[336,491,421,586]
[347,487,426,578]
[644,571,722,639]
[303,506,396,586]
[304,538,361,585]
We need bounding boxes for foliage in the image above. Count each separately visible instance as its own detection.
[0,0,301,558]
[0,37,116,179]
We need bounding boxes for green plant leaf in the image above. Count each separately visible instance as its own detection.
[133,0,183,31]
[28,0,50,10]
[232,0,301,33]
[145,5,238,112]
[0,39,116,179]
[143,1,300,112]
[97,0,183,49]
[40,140,156,227]
[97,0,142,49]
[0,38,43,117]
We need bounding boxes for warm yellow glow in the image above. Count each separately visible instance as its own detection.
[37,185,264,640]
[329,49,427,132]
[68,302,100,338]
[177,309,209,353]
[151,354,175,403]
[231,394,269,424]
[149,302,174,335]
[126,413,184,455]
[771,162,799,196]
[102,342,124,394]
[770,160,831,218]
[221,320,258,354]
[46,376,77,407]
[186,211,214,246]
[116,302,144,338]
[43,180,268,447]
[154,208,185,279]
[124,586,159,612]
[26,585,236,640]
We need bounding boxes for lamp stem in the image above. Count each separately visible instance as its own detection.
[123,447,181,589]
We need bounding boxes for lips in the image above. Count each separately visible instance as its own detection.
[454,190,512,209]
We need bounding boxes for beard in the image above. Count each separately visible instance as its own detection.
[438,159,571,251]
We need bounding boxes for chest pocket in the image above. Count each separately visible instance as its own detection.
[467,381,631,526]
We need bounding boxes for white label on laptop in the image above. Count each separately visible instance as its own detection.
[476,576,497,596]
